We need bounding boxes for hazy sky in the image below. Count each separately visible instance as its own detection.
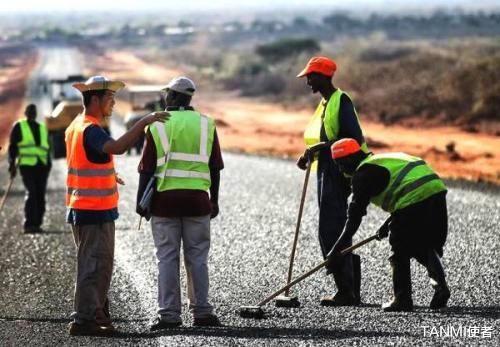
[1,0,499,13]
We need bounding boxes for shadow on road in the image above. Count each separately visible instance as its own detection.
[405,305,499,320]
[107,325,406,340]
[0,316,148,324]
[0,316,68,324]
[444,306,500,319]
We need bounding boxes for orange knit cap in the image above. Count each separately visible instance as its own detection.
[331,138,361,159]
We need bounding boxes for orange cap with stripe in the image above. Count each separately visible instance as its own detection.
[331,138,361,159]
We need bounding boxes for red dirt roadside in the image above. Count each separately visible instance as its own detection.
[0,45,38,156]
[83,50,499,184]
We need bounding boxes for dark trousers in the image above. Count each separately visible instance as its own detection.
[388,192,449,298]
[389,191,448,258]
[317,152,356,294]
[20,165,50,229]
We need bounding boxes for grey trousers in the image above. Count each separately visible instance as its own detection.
[70,222,115,324]
[151,215,214,322]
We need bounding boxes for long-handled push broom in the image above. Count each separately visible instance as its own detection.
[239,234,378,319]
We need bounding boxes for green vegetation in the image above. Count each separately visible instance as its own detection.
[210,38,500,134]
[256,38,320,63]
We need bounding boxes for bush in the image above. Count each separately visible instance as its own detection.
[256,38,320,63]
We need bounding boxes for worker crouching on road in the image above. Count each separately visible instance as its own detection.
[66,76,169,336]
[326,138,451,312]
[296,56,369,306]
[7,104,51,233]
[136,76,224,330]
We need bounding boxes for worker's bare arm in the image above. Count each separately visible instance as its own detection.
[102,112,170,155]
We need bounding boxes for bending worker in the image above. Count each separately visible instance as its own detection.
[296,56,369,306]
[66,76,169,336]
[7,104,51,233]
[327,138,450,312]
[137,76,223,330]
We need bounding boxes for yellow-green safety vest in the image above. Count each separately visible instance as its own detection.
[18,119,49,166]
[304,88,368,170]
[356,153,447,213]
[150,110,215,192]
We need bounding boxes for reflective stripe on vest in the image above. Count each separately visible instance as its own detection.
[150,110,215,192]
[356,153,447,213]
[67,168,116,177]
[67,186,118,197]
[303,88,368,170]
[18,119,49,166]
[65,115,118,210]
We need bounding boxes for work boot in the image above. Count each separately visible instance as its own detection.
[193,313,222,327]
[352,253,361,305]
[323,255,359,306]
[68,321,113,336]
[320,291,358,306]
[382,297,414,312]
[150,317,182,331]
[430,284,451,309]
[424,249,450,309]
[383,255,413,312]
[24,226,37,234]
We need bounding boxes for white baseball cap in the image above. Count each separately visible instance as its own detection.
[162,76,196,96]
[73,75,125,93]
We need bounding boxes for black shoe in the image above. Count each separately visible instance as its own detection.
[68,321,114,336]
[382,298,414,312]
[24,227,37,234]
[193,314,221,327]
[430,285,450,309]
[320,292,358,307]
[150,318,182,331]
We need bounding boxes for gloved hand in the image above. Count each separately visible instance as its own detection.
[376,217,391,241]
[210,201,219,219]
[296,149,313,170]
[136,204,146,217]
[8,164,16,179]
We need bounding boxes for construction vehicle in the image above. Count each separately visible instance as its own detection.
[44,75,112,158]
[44,75,85,158]
[124,85,165,155]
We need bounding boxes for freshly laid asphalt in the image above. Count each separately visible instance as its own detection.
[0,149,499,346]
[0,45,498,346]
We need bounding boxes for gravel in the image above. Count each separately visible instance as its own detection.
[0,151,498,346]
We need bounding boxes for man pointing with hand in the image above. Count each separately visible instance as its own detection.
[66,76,170,336]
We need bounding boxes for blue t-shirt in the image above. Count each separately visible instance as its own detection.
[66,125,119,225]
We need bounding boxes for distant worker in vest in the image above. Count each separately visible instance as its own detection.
[296,56,368,306]
[327,138,450,312]
[136,76,224,330]
[7,103,51,233]
[66,76,170,336]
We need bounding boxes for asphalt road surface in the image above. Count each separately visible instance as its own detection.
[0,47,498,346]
